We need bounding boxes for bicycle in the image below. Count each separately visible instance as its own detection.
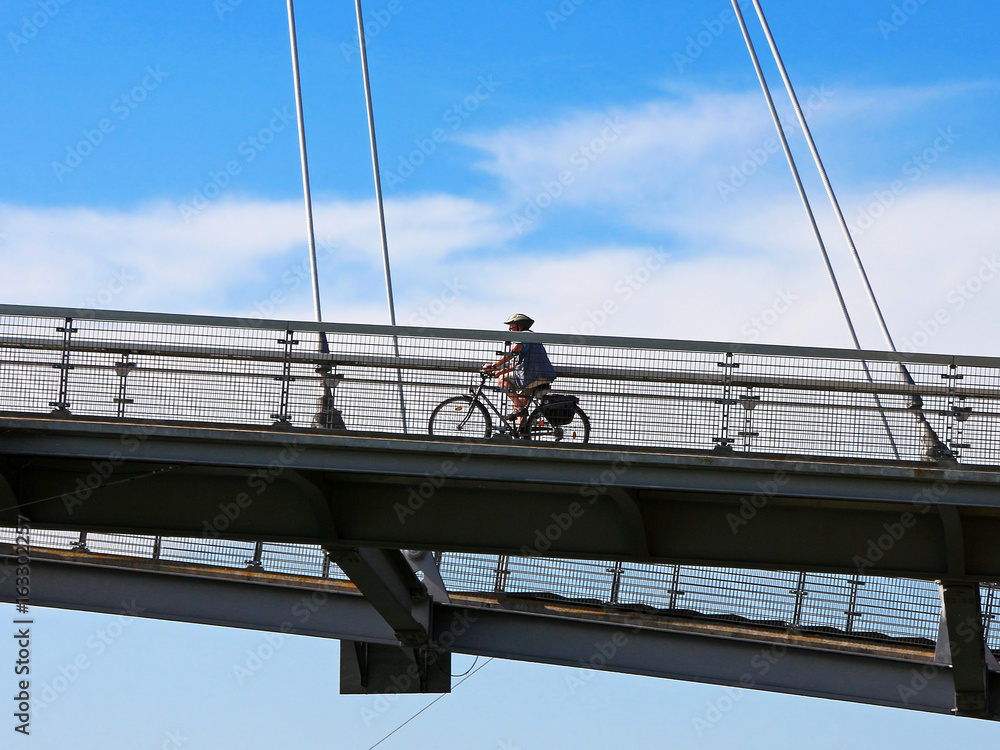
[428,371,591,443]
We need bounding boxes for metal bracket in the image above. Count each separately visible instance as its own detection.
[339,640,451,695]
[403,550,450,604]
[327,546,435,648]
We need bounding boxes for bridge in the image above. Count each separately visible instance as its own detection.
[1,302,999,719]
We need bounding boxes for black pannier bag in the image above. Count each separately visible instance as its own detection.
[539,394,578,426]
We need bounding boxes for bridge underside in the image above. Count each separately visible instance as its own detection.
[3,546,997,719]
[3,414,1000,717]
[2,414,1000,581]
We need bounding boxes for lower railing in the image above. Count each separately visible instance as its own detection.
[4,526,997,651]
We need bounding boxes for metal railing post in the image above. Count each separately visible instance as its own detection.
[844,575,865,633]
[668,565,685,610]
[608,561,625,605]
[246,542,264,571]
[71,531,89,552]
[114,354,135,418]
[271,330,298,424]
[944,364,971,457]
[493,554,510,593]
[790,571,809,627]
[713,352,738,451]
[50,317,77,413]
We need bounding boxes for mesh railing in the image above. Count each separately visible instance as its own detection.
[5,526,998,651]
[1,304,999,463]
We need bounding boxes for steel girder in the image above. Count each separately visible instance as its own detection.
[1,554,997,717]
[2,416,1000,582]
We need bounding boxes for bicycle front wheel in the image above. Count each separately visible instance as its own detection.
[428,396,492,439]
[524,405,590,444]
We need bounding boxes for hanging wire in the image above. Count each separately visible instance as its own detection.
[0,465,182,514]
[354,0,409,433]
[730,0,900,459]
[365,658,494,750]
[451,655,480,678]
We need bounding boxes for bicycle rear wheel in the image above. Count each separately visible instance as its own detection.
[524,405,590,444]
[428,396,492,439]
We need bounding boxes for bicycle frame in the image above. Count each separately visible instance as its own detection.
[462,372,534,436]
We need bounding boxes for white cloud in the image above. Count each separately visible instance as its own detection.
[0,194,511,317]
[2,84,997,359]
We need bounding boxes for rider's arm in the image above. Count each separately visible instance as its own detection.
[484,342,522,372]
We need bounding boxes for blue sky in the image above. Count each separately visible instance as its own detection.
[3,0,1000,746]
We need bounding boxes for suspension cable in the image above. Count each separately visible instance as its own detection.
[743,0,951,460]
[354,0,409,433]
[730,1,861,349]
[748,0,897,352]
[286,0,323,323]
[730,0,900,460]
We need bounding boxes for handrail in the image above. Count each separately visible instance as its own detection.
[0,302,994,368]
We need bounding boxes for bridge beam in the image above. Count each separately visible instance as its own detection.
[3,552,999,717]
[935,581,996,718]
[326,546,432,648]
[3,416,1000,581]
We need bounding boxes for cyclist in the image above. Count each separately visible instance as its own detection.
[483,313,557,420]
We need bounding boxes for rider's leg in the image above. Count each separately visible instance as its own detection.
[497,375,527,415]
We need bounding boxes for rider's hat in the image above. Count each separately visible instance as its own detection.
[504,313,534,328]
